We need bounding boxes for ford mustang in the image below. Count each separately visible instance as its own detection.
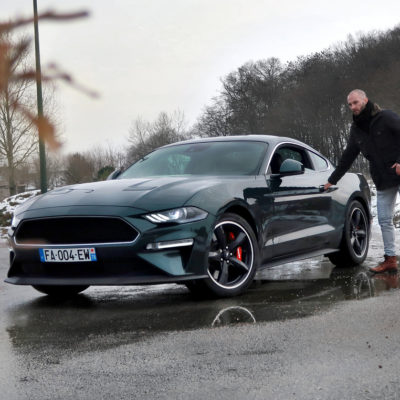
[5,135,371,298]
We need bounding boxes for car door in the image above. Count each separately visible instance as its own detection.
[264,144,334,260]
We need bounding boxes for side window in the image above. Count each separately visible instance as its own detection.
[269,145,312,174]
[308,151,328,171]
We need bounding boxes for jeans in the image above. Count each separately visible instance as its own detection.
[377,185,400,256]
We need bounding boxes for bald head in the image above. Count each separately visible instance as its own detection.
[348,89,367,99]
[347,89,369,116]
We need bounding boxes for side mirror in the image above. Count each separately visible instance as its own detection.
[107,169,122,180]
[279,159,304,176]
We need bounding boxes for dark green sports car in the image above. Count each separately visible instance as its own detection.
[5,135,371,298]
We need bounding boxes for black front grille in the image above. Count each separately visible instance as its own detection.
[15,217,139,245]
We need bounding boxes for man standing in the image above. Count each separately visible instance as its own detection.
[324,89,400,273]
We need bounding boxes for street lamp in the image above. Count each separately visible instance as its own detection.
[33,0,47,193]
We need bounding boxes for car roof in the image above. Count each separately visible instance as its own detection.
[162,134,314,151]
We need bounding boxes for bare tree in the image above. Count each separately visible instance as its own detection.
[0,10,94,155]
[84,143,127,177]
[127,111,189,162]
[63,152,94,185]
[194,97,233,137]
[0,33,37,195]
[0,9,101,198]
[31,151,65,189]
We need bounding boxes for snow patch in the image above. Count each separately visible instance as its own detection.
[0,190,40,237]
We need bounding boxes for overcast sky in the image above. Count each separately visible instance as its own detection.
[3,0,400,153]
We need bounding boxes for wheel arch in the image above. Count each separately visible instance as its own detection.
[337,194,372,238]
[222,204,259,241]
[349,194,372,224]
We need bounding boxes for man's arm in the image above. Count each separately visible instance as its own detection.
[325,132,360,188]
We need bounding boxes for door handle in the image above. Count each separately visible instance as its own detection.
[319,185,338,193]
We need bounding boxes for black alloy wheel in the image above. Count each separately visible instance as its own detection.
[349,206,369,257]
[186,213,259,298]
[328,200,369,266]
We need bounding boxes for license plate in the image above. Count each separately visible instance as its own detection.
[39,248,97,262]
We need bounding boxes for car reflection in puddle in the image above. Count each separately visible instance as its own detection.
[6,256,399,354]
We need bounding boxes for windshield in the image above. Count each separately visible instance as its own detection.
[119,141,268,178]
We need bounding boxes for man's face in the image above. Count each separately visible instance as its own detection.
[347,93,368,115]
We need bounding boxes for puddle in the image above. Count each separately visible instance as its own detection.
[5,255,398,355]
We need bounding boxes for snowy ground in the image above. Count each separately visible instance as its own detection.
[0,190,40,238]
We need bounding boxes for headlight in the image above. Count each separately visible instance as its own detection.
[11,214,21,229]
[144,207,208,224]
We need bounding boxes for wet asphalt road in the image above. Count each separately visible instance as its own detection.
[1,225,400,400]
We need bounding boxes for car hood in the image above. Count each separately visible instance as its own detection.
[15,176,226,215]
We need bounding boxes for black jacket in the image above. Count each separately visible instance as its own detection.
[328,105,400,190]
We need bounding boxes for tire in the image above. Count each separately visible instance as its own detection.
[186,213,259,298]
[32,285,89,297]
[328,200,369,267]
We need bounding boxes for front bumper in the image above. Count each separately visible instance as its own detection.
[5,213,214,286]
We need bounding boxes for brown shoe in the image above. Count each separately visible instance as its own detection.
[370,255,398,273]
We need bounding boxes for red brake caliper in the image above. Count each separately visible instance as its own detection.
[228,232,243,261]
[236,246,242,261]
